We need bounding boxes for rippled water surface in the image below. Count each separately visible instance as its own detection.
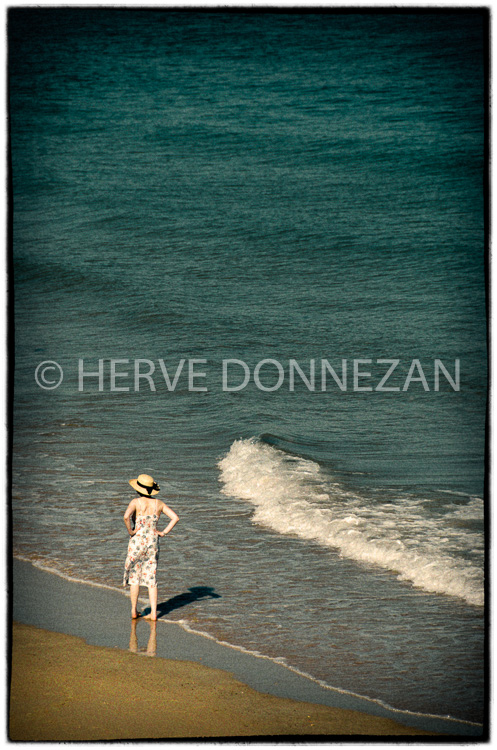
[10,9,487,724]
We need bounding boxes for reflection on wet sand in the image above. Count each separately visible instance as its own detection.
[129,618,157,657]
[128,586,221,659]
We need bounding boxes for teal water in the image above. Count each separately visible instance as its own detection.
[10,10,487,723]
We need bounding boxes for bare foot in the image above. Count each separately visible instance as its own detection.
[144,614,157,621]
[131,611,141,619]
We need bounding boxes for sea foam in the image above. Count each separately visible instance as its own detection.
[218,438,484,607]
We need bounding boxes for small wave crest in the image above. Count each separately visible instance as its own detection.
[218,439,484,607]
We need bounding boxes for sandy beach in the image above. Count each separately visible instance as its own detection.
[10,7,486,738]
[11,621,438,741]
[10,557,483,740]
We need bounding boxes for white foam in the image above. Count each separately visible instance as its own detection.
[169,618,481,730]
[218,439,484,607]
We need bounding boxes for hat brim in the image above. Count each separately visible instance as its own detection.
[129,478,159,496]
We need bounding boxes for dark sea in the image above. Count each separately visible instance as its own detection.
[10,9,487,726]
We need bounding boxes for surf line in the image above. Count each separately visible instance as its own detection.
[75,358,460,393]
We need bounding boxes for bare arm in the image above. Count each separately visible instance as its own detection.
[157,502,179,537]
[123,499,138,536]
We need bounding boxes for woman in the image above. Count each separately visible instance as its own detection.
[123,473,179,620]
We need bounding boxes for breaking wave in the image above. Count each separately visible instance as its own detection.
[218,438,484,607]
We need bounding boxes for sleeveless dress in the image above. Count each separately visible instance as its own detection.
[123,498,160,587]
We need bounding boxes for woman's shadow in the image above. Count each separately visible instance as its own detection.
[142,586,221,619]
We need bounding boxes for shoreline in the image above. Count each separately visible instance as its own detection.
[10,621,437,741]
[10,557,484,739]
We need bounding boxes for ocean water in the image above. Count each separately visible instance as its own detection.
[10,9,487,725]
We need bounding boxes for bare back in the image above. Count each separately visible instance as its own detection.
[135,496,162,518]
[124,495,179,536]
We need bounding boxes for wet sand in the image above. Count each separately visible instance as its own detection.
[11,558,482,739]
[10,621,436,741]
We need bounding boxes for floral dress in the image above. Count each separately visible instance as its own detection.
[123,499,160,587]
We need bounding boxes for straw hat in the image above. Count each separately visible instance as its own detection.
[129,473,160,496]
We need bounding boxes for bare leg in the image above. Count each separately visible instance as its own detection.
[147,585,158,620]
[130,584,140,619]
